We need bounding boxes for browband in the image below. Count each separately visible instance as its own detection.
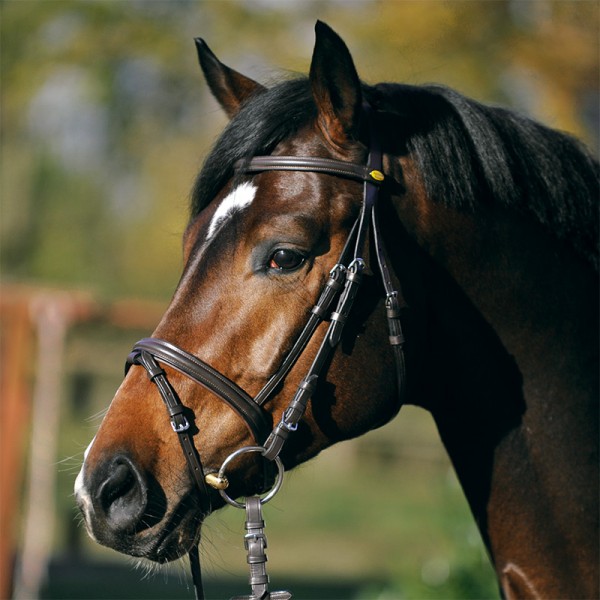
[234,155,385,184]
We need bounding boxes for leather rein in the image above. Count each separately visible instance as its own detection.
[125,106,407,599]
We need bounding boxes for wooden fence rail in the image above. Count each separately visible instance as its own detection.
[0,284,166,600]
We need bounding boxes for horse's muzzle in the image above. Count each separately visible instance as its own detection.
[75,453,199,561]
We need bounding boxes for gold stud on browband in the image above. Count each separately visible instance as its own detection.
[369,170,385,182]
[205,473,229,490]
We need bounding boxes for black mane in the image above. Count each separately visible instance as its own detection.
[191,77,599,268]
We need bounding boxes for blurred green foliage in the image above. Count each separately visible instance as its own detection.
[2,0,598,299]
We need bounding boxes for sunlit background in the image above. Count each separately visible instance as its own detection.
[1,2,598,599]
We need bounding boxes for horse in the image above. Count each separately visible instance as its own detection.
[75,21,599,599]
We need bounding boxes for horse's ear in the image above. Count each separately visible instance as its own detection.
[309,21,362,148]
[195,38,265,118]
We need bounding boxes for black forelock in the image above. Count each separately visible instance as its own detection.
[190,77,317,217]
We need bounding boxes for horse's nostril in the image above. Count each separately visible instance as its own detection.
[101,463,135,509]
[97,456,148,533]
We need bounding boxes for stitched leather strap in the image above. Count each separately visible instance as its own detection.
[366,105,407,406]
[131,350,213,518]
[127,338,272,444]
[235,155,384,184]
[253,219,360,406]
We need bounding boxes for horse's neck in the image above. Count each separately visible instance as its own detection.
[395,177,599,598]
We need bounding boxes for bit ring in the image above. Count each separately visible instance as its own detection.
[217,446,285,508]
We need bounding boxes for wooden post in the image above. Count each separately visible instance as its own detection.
[0,285,163,599]
[13,294,76,599]
[0,295,34,600]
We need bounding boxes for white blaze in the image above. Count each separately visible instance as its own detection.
[74,436,96,536]
[207,182,257,241]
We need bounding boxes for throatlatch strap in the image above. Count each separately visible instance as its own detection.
[372,206,407,405]
[367,104,407,406]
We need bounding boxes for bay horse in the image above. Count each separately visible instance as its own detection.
[75,21,599,599]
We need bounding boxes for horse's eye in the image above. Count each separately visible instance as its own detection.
[269,249,305,271]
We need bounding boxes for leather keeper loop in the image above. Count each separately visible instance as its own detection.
[145,362,165,381]
[311,304,328,318]
[325,276,344,292]
[298,377,317,392]
[387,307,402,319]
[168,404,186,418]
[389,334,405,346]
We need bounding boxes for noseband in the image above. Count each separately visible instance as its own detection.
[125,106,407,598]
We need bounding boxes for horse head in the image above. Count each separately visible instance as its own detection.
[75,22,405,563]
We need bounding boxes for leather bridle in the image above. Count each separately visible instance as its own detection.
[125,105,407,599]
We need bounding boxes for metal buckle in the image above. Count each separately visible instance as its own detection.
[348,257,365,274]
[282,418,298,432]
[330,263,347,277]
[244,532,267,552]
[171,416,190,433]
